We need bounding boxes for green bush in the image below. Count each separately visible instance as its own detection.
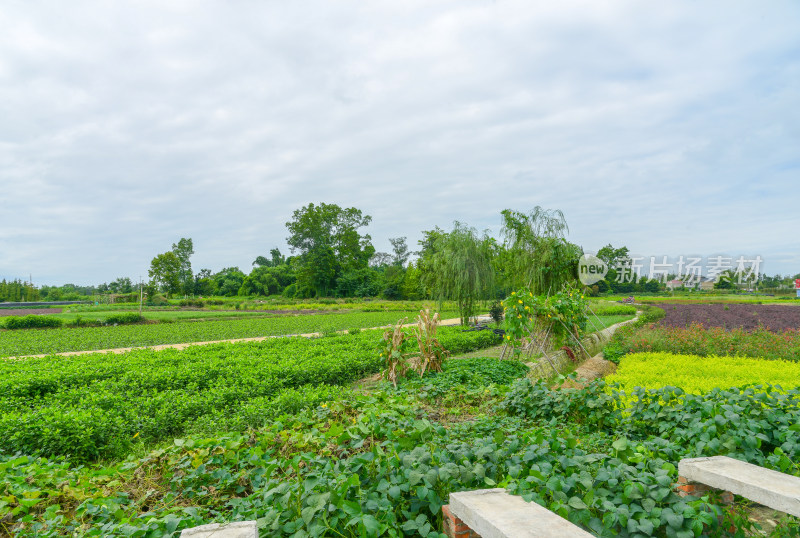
[3,315,62,330]
[178,299,205,307]
[102,313,145,326]
[502,378,800,466]
[501,376,620,430]
[398,358,528,400]
[633,304,665,326]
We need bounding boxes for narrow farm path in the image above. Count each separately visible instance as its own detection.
[3,316,469,361]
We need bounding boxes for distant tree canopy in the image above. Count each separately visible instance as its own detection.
[0,279,39,302]
[148,238,193,298]
[21,203,754,303]
[286,203,375,297]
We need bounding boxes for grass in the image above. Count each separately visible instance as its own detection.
[585,314,634,331]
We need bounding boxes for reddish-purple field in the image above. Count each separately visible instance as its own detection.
[0,308,61,317]
[657,303,800,331]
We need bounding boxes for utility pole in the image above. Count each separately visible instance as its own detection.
[139,276,143,315]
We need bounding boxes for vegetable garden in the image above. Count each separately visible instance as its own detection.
[0,310,458,358]
[2,299,799,536]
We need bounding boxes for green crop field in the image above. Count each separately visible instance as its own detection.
[0,327,502,462]
[2,297,798,536]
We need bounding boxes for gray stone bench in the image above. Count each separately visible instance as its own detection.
[679,456,800,517]
[446,488,595,537]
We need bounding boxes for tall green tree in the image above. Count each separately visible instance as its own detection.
[148,251,182,297]
[213,267,246,296]
[172,238,194,295]
[148,238,194,297]
[285,203,374,297]
[389,237,410,267]
[253,248,286,268]
[499,207,580,295]
[596,244,630,267]
[424,222,496,325]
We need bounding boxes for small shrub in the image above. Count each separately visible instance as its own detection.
[319,324,339,338]
[3,315,63,330]
[633,304,665,326]
[489,302,504,324]
[501,377,621,430]
[66,316,101,328]
[103,313,145,326]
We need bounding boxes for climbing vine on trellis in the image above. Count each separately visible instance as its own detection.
[502,286,588,355]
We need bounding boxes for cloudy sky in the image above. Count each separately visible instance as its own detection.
[1,1,799,286]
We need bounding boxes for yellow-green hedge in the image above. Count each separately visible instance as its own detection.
[606,351,800,393]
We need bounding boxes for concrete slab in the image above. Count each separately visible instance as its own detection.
[679,456,800,517]
[449,488,595,538]
[180,521,258,538]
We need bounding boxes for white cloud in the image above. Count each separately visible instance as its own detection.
[0,0,798,284]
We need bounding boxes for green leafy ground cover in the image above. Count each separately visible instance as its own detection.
[0,327,499,462]
[4,369,798,537]
[603,323,800,364]
[0,310,458,357]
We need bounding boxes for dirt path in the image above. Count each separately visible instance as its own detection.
[4,317,469,360]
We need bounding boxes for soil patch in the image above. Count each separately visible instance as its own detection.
[657,303,800,331]
[0,308,61,317]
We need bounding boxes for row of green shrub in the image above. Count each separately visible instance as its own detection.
[2,313,145,330]
[177,299,225,307]
[0,310,460,357]
[0,327,501,462]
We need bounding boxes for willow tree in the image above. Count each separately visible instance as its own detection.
[500,207,580,295]
[424,222,496,325]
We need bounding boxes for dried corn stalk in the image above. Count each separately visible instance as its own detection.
[411,309,449,377]
[379,318,410,387]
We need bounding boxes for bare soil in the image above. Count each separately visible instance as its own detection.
[656,303,800,331]
[0,308,61,317]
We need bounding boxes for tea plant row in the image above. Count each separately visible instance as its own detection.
[0,327,500,462]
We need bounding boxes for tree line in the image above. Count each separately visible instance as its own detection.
[142,203,593,324]
[13,202,799,308]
